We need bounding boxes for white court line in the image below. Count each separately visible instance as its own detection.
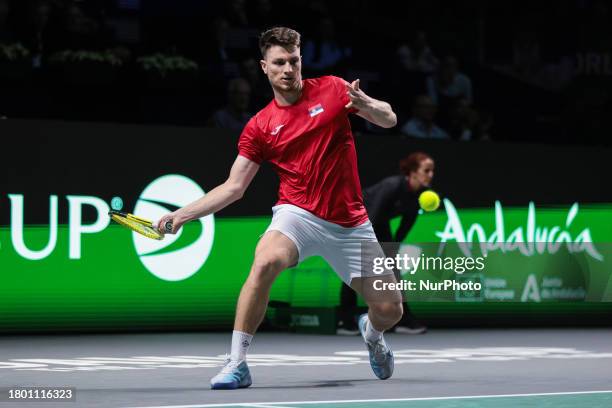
[123,389,612,408]
[242,404,297,408]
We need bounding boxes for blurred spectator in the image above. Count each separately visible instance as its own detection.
[426,56,472,131]
[426,56,472,106]
[201,17,241,75]
[208,77,252,131]
[302,17,351,73]
[200,17,241,100]
[494,15,571,91]
[446,99,493,141]
[400,95,449,140]
[446,99,474,141]
[203,17,231,63]
[389,31,439,123]
[239,57,272,110]
[397,31,439,75]
[222,0,258,58]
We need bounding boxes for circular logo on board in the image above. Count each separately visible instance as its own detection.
[133,174,214,281]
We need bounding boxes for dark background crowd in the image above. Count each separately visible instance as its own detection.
[1,0,611,146]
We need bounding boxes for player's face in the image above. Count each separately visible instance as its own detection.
[260,45,302,93]
[414,158,435,188]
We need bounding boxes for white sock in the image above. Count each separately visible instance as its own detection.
[230,330,253,361]
[365,317,383,343]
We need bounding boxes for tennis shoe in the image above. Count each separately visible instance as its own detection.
[358,313,394,380]
[210,357,252,390]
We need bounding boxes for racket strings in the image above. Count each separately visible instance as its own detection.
[110,214,164,240]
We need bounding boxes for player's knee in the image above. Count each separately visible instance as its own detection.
[391,302,404,322]
[249,252,287,286]
[371,302,403,324]
[253,253,284,273]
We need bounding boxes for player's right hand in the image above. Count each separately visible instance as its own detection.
[156,212,182,234]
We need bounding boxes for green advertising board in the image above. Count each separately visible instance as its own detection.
[399,200,612,302]
[1,174,611,333]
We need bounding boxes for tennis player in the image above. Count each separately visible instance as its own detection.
[157,26,402,389]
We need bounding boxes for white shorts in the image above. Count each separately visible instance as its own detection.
[265,204,392,284]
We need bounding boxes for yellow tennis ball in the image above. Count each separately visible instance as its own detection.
[419,190,440,212]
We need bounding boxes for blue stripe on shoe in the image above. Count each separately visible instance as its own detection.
[210,360,252,390]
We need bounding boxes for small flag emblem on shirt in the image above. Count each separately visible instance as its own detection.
[308,103,324,117]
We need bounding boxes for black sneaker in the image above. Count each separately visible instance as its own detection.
[394,319,427,335]
[336,319,360,336]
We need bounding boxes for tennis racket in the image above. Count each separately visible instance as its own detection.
[108,210,173,240]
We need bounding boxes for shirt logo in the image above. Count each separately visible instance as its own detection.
[271,124,285,136]
[308,103,324,117]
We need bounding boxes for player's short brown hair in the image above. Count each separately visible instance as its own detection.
[259,27,301,58]
[399,152,433,176]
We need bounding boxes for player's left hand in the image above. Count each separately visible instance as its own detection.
[345,79,372,110]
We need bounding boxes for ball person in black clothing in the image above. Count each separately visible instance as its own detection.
[337,151,435,335]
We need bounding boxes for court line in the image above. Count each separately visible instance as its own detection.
[242,404,297,408]
[124,389,612,408]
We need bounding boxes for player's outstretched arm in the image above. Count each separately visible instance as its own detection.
[157,155,259,233]
[345,79,397,128]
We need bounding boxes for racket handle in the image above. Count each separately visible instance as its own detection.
[164,221,173,233]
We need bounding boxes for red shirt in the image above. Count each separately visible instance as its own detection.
[238,75,368,227]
